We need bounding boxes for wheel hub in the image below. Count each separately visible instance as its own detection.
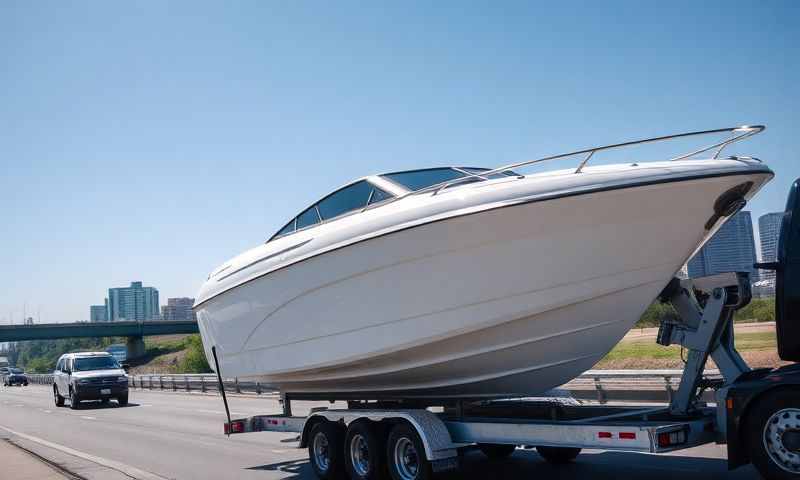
[312,432,330,472]
[393,437,419,480]
[350,433,370,476]
[763,408,800,474]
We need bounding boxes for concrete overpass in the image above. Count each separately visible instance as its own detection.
[0,320,199,359]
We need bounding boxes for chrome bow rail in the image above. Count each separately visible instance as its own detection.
[420,124,765,196]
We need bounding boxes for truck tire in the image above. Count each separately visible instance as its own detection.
[69,388,80,410]
[308,421,345,480]
[53,386,64,407]
[745,388,800,480]
[345,420,386,480]
[117,394,129,407]
[536,446,581,464]
[386,423,432,480]
[478,443,517,459]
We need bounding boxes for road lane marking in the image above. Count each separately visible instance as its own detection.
[80,416,96,420]
[0,424,170,480]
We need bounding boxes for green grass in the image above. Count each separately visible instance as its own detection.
[602,331,777,363]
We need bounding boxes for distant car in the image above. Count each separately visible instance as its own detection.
[53,352,129,409]
[0,367,9,377]
[3,368,28,386]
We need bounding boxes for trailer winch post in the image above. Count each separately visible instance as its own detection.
[657,272,752,416]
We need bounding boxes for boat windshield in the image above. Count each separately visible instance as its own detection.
[270,180,395,241]
[382,167,517,191]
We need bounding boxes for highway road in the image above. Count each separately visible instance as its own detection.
[0,384,762,479]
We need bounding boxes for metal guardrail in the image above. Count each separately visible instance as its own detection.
[23,370,721,404]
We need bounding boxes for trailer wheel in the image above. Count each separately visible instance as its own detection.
[308,421,345,480]
[386,423,432,480]
[478,443,517,459]
[344,420,387,480]
[536,446,581,464]
[746,388,800,480]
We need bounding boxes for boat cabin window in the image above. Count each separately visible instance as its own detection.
[382,167,518,192]
[382,168,466,191]
[269,181,394,241]
[317,180,374,220]
[275,219,296,237]
[296,206,321,229]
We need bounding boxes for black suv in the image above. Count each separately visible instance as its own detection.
[53,352,129,409]
[3,368,28,386]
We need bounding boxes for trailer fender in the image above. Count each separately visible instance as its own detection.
[300,409,458,462]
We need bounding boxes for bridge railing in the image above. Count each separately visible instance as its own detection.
[24,370,721,404]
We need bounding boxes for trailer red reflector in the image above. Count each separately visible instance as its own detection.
[598,432,612,438]
[619,432,636,440]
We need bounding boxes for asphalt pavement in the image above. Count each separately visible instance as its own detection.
[0,384,762,479]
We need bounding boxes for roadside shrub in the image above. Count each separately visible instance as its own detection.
[178,335,211,373]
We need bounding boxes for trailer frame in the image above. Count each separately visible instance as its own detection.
[221,272,799,479]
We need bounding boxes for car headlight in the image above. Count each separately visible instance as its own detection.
[77,379,91,384]
[117,376,128,382]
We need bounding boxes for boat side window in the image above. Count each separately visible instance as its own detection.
[296,205,321,230]
[274,219,296,239]
[317,180,373,220]
[382,168,466,191]
[367,186,392,205]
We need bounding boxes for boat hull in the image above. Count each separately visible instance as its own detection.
[196,169,770,398]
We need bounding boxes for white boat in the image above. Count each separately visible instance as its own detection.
[194,126,773,399]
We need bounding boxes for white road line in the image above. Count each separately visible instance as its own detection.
[0,424,170,480]
[80,416,96,420]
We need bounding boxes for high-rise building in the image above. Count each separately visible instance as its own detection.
[687,211,758,280]
[757,212,783,295]
[161,297,196,322]
[89,305,107,322]
[107,281,160,321]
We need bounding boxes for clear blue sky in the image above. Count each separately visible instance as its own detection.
[1,1,797,324]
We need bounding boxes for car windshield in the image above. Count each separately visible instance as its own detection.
[73,356,120,371]
[9,368,22,374]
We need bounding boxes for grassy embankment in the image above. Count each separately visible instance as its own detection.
[596,331,781,370]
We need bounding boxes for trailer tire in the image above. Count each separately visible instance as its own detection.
[344,420,387,480]
[478,443,517,459]
[536,446,581,464]
[386,423,432,480]
[308,421,346,480]
[745,388,800,480]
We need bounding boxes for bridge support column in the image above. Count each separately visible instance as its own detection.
[126,336,146,360]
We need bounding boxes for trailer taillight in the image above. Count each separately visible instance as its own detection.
[225,421,245,434]
[658,429,686,448]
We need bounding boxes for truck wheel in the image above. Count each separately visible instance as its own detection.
[117,394,129,407]
[386,423,432,480]
[536,446,581,464]
[308,421,345,480]
[746,388,800,479]
[69,389,80,410]
[345,420,386,480]
[478,443,517,459]
[53,386,64,407]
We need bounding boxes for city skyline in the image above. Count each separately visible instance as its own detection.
[1,2,797,324]
[687,211,759,280]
